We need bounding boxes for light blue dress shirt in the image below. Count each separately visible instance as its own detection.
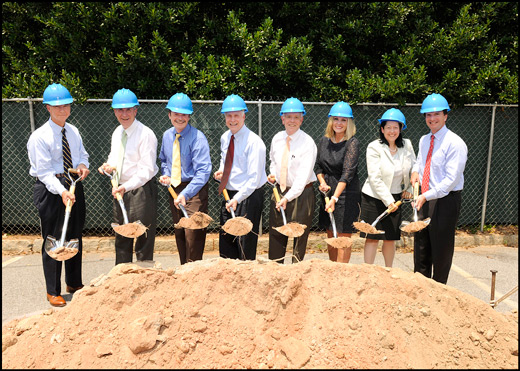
[27,119,89,195]
[412,125,468,201]
[159,124,211,201]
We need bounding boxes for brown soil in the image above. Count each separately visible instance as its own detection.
[2,259,517,369]
[401,220,430,234]
[353,221,383,235]
[46,246,79,261]
[112,222,148,239]
[174,212,213,230]
[274,222,307,237]
[324,236,353,249]
[222,217,253,236]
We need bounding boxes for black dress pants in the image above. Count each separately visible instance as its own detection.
[34,178,85,296]
[219,187,264,260]
[113,178,157,265]
[414,191,462,284]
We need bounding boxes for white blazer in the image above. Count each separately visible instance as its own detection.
[361,138,416,207]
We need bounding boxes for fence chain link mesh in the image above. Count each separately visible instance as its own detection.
[2,99,518,236]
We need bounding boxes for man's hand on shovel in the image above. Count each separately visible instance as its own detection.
[61,190,76,207]
[268,174,287,211]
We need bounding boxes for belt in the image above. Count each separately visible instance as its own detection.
[283,182,314,191]
[36,173,66,181]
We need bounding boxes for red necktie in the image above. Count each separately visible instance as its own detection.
[218,135,234,194]
[421,134,435,193]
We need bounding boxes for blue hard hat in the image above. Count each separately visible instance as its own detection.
[420,93,450,113]
[112,88,140,109]
[328,101,353,118]
[280,97,306,116]
[378,108,407,130]
[42,83,73,106]
[166,93,193,114]
[221,94,248,113]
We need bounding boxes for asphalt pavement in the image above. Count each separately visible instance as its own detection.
[2,245,518,325]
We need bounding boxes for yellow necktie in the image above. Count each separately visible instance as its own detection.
[280,136,291,192]
[171,133,182,187]
[116,130,127,184]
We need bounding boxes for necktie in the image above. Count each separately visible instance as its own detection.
[280,136,291,192]
[62,128,73,188]
[218,134,234,194]
[421,134,435,193]
[171,133,182,187]
[116,130,127,184]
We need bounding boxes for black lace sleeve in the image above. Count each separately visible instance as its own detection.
[339,136,360,184]
[314,136,326,175]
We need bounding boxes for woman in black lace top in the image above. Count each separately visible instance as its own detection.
[315,102,361,263]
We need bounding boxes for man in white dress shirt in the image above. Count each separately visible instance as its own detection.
[268,97,317,264]
[213,94,267,260]
[27,83,90,307]
[98,88,158,265]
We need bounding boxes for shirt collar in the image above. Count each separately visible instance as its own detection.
[231,125,250,140]
[175,124,192,137]
[285,128,301,141]
[123,119,139,137]
[431,125,448,141]
[49,119,67,134]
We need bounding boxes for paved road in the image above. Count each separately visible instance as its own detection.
[2,245,518,325]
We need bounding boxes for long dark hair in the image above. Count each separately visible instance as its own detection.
[379,121,404,148]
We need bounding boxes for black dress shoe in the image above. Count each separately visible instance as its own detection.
[66,285,84,294]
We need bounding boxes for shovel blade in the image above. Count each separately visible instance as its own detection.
[45,236,79,261]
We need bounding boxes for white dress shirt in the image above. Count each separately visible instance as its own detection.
[106,119,158,192]
[412,125,467,201]
[269,129,317,202]
[28,119,89,195]
[217,125,267,203]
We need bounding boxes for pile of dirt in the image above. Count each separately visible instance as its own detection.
[2,259,518,369]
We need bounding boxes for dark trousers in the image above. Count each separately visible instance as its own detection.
[168,182,209,265]
[414,191,462,284]
[113,178,157,265]
[219,187,264,260]
[268,185,315,264]
[34,179,85,296]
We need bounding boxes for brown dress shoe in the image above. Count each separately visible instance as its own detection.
[66,285,84,294]
[46,294,66,307]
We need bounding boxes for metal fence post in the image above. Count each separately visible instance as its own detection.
[28,97,36,133]
[480,104,497,232]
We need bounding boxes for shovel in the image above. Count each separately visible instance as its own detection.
[214,177,252,236]
[319,188,352,249]
[353,200,403,235]
[267,180,306,238]
[400,182,431,233]
[102,169,147,238]
[45,168,81,261]
[162,182,213,229]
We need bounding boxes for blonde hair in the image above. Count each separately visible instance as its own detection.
[324,116,356,141]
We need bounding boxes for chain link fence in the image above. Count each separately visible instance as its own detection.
[2,99,518,236]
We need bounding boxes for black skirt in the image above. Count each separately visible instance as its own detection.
[359,192,402,241]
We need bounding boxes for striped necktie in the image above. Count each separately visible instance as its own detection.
[62,128,73,188]
[421,134,435,193]
[171,133,182,187]
[218,135,234,194]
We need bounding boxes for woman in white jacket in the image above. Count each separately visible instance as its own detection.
[360,108,416,267]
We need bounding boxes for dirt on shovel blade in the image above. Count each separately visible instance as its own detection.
[222,217,253,236]
[175,212,214,229]
[353,221,383,235]
[324,237,353,249]
[274,222,307,238]
[47,246,79,261]
[401,220,429,233]
[112,222,148,238]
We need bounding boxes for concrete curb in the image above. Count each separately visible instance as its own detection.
[2,234,518,255]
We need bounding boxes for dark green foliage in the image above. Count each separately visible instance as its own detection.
[2,2,518,104]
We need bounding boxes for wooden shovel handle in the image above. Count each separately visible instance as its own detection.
[168,186,178,199]
[388,200,402,213]
[68,168,79,174]
[324,197,333,213]
[223,189,231,202]
[413,181,419,200]
[273,187,281,203]
[65,184,76,212]
[110,177,123,201]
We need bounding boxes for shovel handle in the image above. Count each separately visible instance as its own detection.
[109,177,123,201]
[273,187,281,203]
[168,186,178,199]
[324,197,333,213]
[388,200,402,213]
[223,189,231,202]
[68,168,79,174]
[413,182,419,200]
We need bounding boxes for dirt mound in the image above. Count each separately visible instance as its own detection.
[2,259,518,369]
